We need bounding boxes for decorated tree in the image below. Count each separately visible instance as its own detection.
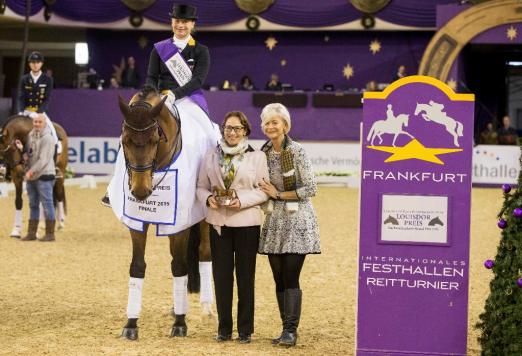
[477,154,522,356]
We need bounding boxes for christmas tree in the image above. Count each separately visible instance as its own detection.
[477,152,522,356]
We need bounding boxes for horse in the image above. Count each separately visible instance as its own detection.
[414,103,463,147]
[115,87,213,340]
[0,115,68,237]
[366,113,414,147]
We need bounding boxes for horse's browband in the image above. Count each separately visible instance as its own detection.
[123,120,158,132]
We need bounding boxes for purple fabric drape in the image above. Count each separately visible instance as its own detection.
[6,0,457,28]
[260,0,360,27]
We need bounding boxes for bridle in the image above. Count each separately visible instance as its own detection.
[122,100,180,191]
[0,136,24,168]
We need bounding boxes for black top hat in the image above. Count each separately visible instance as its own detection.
[170,4,198,20]
[28,51,44,62]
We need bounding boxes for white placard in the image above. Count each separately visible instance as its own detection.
[381,194,448,244]
[472,144,520,184]
[165,52,192,87]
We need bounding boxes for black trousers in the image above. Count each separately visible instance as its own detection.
[210,225,260,335]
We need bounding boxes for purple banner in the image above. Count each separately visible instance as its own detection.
[357,76,475,355]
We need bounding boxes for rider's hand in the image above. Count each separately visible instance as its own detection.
[14,140,23,151]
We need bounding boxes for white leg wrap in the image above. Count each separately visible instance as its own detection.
[199,261,213,304]
[57,201,65,222]
[126,277,144,319]
[14,209,23,228]
[173,275,189,315]
[39,203,45,221]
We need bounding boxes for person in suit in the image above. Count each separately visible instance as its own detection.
[18,51,59,151]
[146,4,209,104]
[18,51,54,118]
[265,73,282,91]
[196,111,269,344]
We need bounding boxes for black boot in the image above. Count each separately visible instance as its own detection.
[271,291,285,345]
[279,289,302,347]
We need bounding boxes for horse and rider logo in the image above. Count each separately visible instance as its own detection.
[367,101,464,165]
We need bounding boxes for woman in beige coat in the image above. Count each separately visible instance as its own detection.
[196,111,269,343]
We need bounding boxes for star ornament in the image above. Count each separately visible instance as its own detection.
[343,64,354,80]
[367,139,462,165]
[507,25,517,41]
[447,78,457,90]
[369,39,381,55]
[265,36,278,51]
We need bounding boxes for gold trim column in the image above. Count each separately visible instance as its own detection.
[419,0,522,81]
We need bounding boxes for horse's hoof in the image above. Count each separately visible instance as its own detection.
[57,220,65,230]
[10,228,21,238]
[121,327,138,340]
[201,302,216,322]
[170,325,187,337]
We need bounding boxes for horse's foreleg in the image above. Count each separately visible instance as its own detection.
[392,134,399,147]
[198,221,214,317]
[11,174,24,238]
[53,177,66,229]
[122,226,149,341]
[169,229,190,337]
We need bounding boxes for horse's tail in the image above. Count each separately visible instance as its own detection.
[186,225,200,294]
[456,121,464,137]
[366,124,375,142]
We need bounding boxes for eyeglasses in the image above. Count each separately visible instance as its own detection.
[224,126,244,133]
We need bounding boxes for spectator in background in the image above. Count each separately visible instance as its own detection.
[365,80,378,92]
[265,73,282,91]
[479,122,498,145]
[109,77,120,89]
[392,65,406,82]
[221,80,237,91]
[121,56,140,88]
[45,69,56,88]
[240,75,255,91]
[498,115,519,145]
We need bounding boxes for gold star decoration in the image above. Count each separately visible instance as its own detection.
[507,25,517,41]
[343,64,354,80]
[369,39,381,55]
[137,35,149,49]
[367,139,462,165]
[265,36,278,51]
[447,78,457,91]
[280,59,287,66]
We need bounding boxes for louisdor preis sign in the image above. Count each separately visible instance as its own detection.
[356,76,474,355]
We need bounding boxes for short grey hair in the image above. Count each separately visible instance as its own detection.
[260,103,291,132]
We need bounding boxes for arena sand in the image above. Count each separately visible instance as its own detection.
[0,185,500,355]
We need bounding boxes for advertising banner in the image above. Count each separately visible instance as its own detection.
[356,76,475,355]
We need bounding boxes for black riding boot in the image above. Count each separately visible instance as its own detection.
[271,291,285,345]
[279,288,302,347]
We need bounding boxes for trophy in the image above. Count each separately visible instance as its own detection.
[213,187,237,206]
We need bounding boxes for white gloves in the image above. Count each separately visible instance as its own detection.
[164,90,176,108]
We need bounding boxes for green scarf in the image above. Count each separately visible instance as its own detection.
[261,135,297,192]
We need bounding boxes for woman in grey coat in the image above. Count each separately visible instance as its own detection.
[258,103,320,347]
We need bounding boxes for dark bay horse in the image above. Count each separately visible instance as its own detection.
[117,87,211,340]
[0,115,68,236]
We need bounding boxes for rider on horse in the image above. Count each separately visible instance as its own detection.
[18,51,60,154]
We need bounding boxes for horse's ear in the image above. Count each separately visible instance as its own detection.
[150,95,167,118]
[118,95,130,118]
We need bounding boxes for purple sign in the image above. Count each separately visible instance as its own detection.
[357,76,475,355]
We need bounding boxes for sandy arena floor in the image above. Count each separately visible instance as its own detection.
[0,184,501,355]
